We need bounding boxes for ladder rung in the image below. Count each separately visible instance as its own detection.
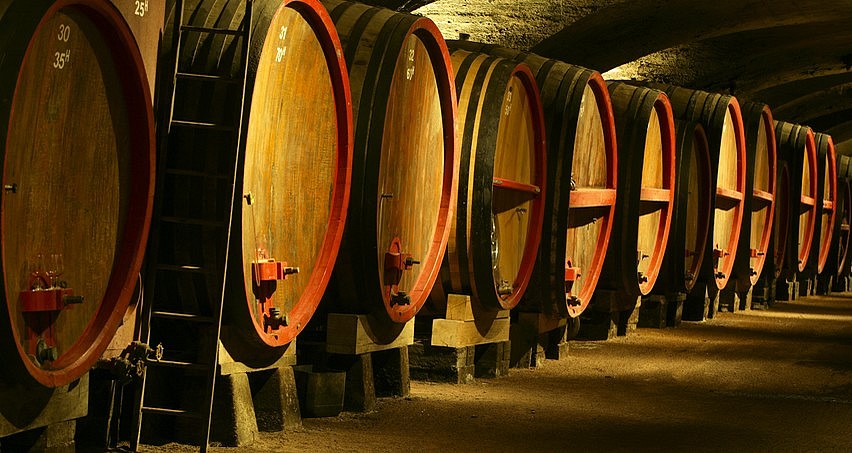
[156,264,213,274]
[180,25,244,36]
[165,168,230,180]
[141,406,205,419]
[176,72,241,84]
[149,359,209,371]
[171,119,234,131]
[152,311,216,323]
[161,216,228,227]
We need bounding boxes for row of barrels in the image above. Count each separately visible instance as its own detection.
[0,0,848,391]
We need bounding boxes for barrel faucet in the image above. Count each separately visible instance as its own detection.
[264,307,289,332]
[391,291,411,306]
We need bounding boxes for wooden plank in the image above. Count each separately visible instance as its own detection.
[716,187,744,202]
[492,177,541,195]
[445,294,509,322]
[640,187,670,203]
[0,374,88,437]
[325,314,414,355]
[752,188,774,204]
[569,188,616,208]
[430,318,510,348]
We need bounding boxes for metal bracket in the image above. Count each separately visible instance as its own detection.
[96,341,163,384]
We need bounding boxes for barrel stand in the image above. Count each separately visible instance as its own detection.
[208,338,299,447]
[719,283,753,313]
[409,295,510,383]
[577,289,641,340]
[639,292,686,328]
[776,277,799,301]
[508,312,570,369]
[751,276,776,309]
[682,279,720,321]
[816,273,834,295]
[324,314,412,412]
[831,275,848,293]
[798,276,817,297]
[0,374,88,452]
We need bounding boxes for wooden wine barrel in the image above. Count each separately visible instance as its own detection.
[774,121,818,277]
[446,41,617,319]
[771,160,791,279]
[642,84,747,291]
[321,1,457,331]
[732,102,777,288]
[158,0,353,352]
[653,121,712,295]
[811,133,837,274]
[106,0,165,98]
[0,0,155,387]
[432,49,546,311]
[826,155,851,280]
[835,156,852,278]
[597,82,675,300]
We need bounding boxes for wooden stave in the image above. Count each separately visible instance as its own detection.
[598,82,675,300]
[640,84,747,291]
[447,41,617,319]
[732,102,777,288]
[321,0,458,330]
[437,49,547,311]
[812,133,837,275]
[653,121,712,296]
[158,0,354,354]
[0,0,155,387]
[774,121,818,278]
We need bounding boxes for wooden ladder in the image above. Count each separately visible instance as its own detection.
[131,0,253,451]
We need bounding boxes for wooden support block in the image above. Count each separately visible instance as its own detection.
[776,278,798,301]
[683,285,711,321]
[430,318,510,348]
[325,314,414,355]
[444,294,510,321]
[326,346,409,412]
[831,275,847,293]
[372,347,410,398]
[718,289,738,313]
[738,286,753,311]
[0,374,88,438]
[409,341,475,384]
[816,274,833,295]
[576,308,618,340]
[218,337,296,376]
[474,341,511,378]
[638,295,668,328]
[337,353,375,412]
[752,277,776,309]
[798,277,815,297]
[211,373,257,447]
[666,292,686,327]
[292,365,345,418]
[250,366,302,431]
[617,298,641,336]
[508,312,568,367]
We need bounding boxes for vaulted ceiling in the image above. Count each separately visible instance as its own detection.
[363,0,852,155]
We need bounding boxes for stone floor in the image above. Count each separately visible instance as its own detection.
[142,293,852,452]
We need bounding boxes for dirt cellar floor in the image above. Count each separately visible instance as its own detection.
[146,294,852,452]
